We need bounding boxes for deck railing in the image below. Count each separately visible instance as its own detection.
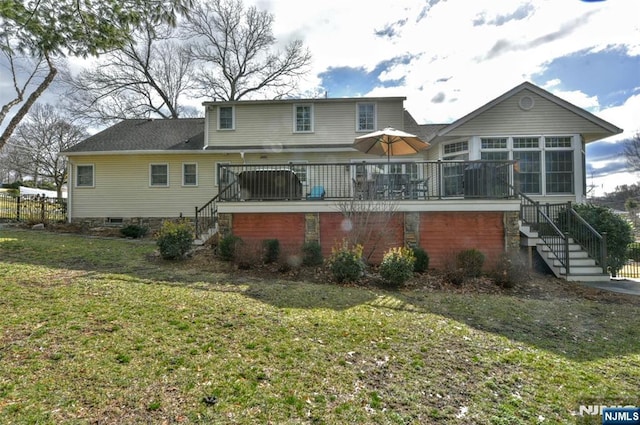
[215,160,517,202]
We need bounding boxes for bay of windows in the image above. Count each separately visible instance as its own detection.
[476,135,574,195]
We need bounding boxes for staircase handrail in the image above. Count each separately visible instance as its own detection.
[518,191,570,272]
[567,207,607,268]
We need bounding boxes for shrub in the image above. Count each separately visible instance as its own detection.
[218,234,243,261]
[488,252,526,289]
[456,248,485,278]
[628,242,640,262]
[573,203,634,275]
[234,240,260,269]
[411,246,429,273]
[262,239,280,264]
[156,220,194,260]
[327,240,365,283]
[120,224,148,239]
[379,246,415,287]
[302,241,323,267]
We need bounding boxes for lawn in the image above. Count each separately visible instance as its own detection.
[0,228,639,424]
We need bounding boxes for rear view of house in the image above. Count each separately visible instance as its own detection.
[63,82,622,279]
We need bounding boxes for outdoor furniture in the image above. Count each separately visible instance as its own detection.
[306,185,326,200]
[353,178,375,199]
[410,178,430,199]
[237,169,303,200]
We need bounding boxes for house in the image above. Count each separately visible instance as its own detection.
[63,82,623,280]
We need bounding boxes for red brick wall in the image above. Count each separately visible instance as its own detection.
[319,212,404,264]
[230,211,506,270]
[420,212,504,269]
[232,213,305,255]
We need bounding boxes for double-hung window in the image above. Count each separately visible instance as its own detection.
[218,106,234,130]
[294,104,313,132]
[150,164,169,187]
[183,163,197,186]
[356,103,376,132]
[76,164,94,187]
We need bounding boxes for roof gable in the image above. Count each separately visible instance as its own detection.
[436,81,622,143]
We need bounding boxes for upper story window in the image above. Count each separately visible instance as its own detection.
[218,106,234,130]
[294,104,313,133]
[76,164,94,187]
[150,163,169,187]
[183,163,197,186]
[356,103,376,132]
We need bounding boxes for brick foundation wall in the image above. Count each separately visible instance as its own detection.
[218,210,514,269]
[231,213,306,255]
[420,211,505,270]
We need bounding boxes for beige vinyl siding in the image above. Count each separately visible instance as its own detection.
[69,154,229,218]
[446,89,609,137]
[206,99,405,148]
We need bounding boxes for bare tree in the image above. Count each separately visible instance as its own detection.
[8,104,86,197]
[0,0,192,151]
[624,131,640,172]
[184,0,312,100]
[335,198,400,263]
[63,23,197,123]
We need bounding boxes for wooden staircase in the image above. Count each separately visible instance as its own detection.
[520,224,609,282]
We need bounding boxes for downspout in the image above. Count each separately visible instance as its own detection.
[67,159,73,223]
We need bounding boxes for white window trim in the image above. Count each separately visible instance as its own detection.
[356,102,377,132]
[216,161,231,186]
[293,104,314,133]
[476,134,579,196]
[75,164,95,188]
[149,163,169,187]
[217,105,235,130]
[182,162,198,187]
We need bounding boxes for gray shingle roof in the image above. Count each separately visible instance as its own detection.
[64,118,205,153]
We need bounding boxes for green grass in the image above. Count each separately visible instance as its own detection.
[1,229,639,424]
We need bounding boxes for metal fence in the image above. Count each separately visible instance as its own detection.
[0,194,67,223]
[215,160,517,202]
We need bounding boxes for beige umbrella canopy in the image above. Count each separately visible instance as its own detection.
[353,127,430,163]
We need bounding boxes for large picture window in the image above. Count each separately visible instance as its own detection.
[76,164,94,187]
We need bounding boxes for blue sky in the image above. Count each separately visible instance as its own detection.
[259,0,640,196]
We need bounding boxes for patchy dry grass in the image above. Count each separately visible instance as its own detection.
[0,228,639,424]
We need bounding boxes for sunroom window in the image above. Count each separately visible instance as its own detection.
[442,140,469,197]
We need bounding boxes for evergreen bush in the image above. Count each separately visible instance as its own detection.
[218,234,243,261]
[302,241,323,266]
[327,240,365,283]
[379,247,415,287]
[156,220,194,260]
[120,224,148,239]
[411,246,429,273]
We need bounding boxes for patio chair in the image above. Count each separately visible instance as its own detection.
[306,185,326,200]
[412,177,430,199]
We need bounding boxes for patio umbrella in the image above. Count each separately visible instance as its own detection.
[353,127,430,164]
